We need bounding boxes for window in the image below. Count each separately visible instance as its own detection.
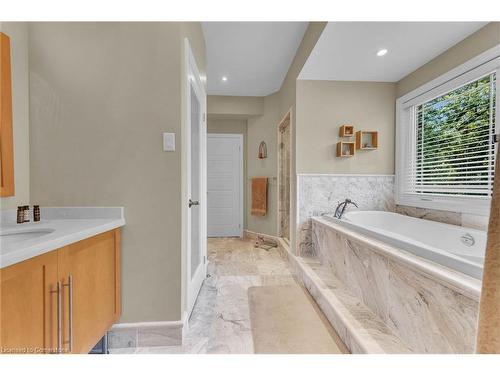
[414,74,496,196]
[396,47,500,215]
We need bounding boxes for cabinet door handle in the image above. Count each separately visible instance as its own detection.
[50,281,62,353]
[63,275,73,353]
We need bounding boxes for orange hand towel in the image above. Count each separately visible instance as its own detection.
[251,177,268,216]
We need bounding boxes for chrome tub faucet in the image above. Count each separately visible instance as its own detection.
[334,198,358,219]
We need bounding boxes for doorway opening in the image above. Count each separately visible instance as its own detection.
[278,110,292,243]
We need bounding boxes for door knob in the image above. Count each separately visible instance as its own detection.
[189,199,200,208]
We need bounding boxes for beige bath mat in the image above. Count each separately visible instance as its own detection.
[248,285,349,354]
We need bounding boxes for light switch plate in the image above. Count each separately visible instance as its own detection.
[163,133,175,151]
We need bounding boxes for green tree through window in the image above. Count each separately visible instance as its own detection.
[415,73,497,196]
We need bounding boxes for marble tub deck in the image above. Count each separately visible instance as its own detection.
[110,237,337,354]
[300,218,480,353]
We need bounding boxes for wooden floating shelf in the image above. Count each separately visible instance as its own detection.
[339,125,354,137]
[356,131,378,150]
[336,141,355,157]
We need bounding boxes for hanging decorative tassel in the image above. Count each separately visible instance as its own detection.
[258,141,267,159]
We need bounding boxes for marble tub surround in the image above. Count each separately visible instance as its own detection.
[311,217,480,353]
[396,204,489,231]
[288,251,412,353]
[246,231,410,353]
[0,206,125,268]
[297,174,394,256]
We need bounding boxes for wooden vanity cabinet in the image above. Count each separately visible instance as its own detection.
[58,230,121,353]
[0,229,121,354]
[0,251,58,353]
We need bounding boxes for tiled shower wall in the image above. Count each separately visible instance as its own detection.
[297,174,395,256]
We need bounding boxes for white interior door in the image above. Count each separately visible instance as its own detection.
[186,40,207,316]
[207,134,243,237]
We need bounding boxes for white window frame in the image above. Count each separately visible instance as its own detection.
[396,45,500,216]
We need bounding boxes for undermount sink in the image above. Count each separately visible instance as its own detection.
[0,227,55,247]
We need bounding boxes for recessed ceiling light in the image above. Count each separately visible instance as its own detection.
[222,76,228,82]
[377,49,388,57]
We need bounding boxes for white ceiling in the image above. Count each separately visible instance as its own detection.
[299,22,487,82]
[202,22,308,96]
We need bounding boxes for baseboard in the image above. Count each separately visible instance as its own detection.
[108,320,184,349]
[181,311,190,340]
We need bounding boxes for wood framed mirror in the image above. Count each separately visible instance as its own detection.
[0,31,14,197]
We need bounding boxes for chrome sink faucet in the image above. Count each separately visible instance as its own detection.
[334,199,358,219]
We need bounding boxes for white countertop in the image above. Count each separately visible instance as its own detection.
[0,207,125,269]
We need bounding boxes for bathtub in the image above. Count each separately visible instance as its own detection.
[322,211,486,279]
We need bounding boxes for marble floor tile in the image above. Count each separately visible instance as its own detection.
[108,347,137,354]
[135,346,183,354]
[108,328,137,349]
[115,237,309,354]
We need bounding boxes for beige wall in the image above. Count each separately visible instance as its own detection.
[28,22,205,323]
[207,118,248,229]
[278,22,327,247]
[296,80,396,174]
[204,23,326,239]
[397,22,500,97]
[245,22,327,238]
[247,93,281,235]
[208,95,264,118]
[0,22,30,209]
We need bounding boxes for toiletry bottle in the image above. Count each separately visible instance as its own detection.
[23,205,30,223]
[33,205,41,222]
[17,206,25,224]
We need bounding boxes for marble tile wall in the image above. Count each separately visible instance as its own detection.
[396,205,490,231]
[297,174,395,256]
[311,219,479,353]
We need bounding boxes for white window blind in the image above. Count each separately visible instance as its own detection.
[406,73,497,198]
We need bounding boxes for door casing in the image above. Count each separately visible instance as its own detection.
[182,38,207,319]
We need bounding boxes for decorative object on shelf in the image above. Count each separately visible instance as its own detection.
[258,141,267,159]
[339,125,354,137]
[355,131,378,150]
[336,141,355,157]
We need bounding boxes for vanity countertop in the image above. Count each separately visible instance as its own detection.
[0,207,125,269]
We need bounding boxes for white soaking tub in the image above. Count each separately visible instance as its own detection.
[323,211,486,279]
